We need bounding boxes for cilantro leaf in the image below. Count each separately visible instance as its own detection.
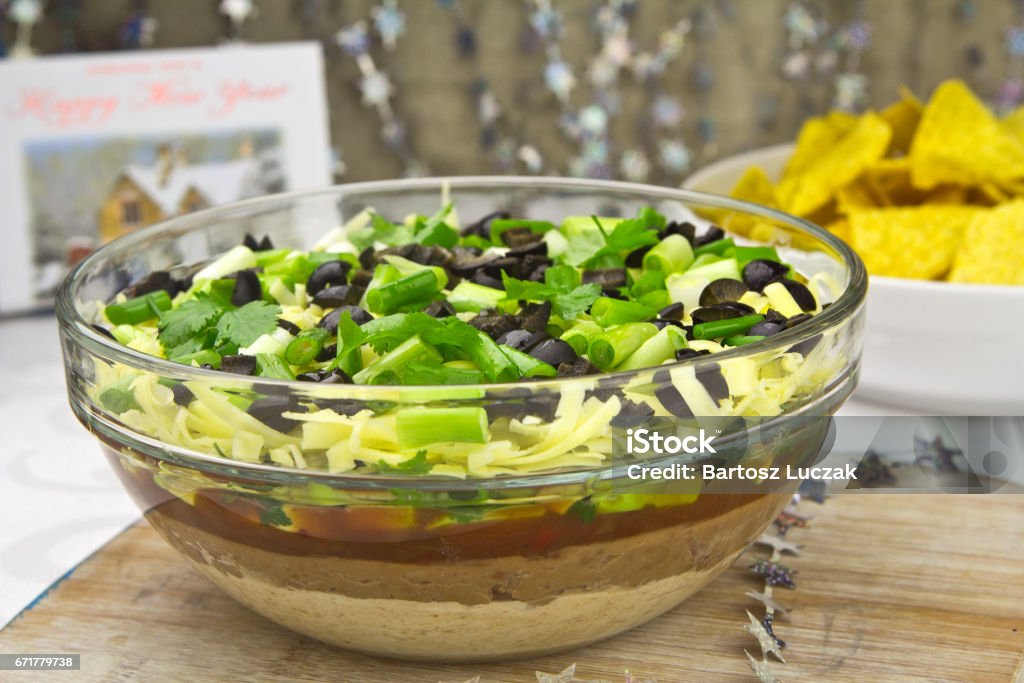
[158,298,223,348]
[215,300,281,347]
[562,210,662,268]
[501,269,601,320]
[377,450,433,475]
[413,202,459,248]
[348,212,415,251]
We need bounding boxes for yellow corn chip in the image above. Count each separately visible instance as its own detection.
[729,165,779,208]
[880,86,923,156]
[777,112,891,217]
[949,201,1024,284]
[1001,106,1024,143]
[910,80,1024,189]
[781,113,858,180]
[837,178,884,213]
[848,205,983,279]
[825,218,852,243]
[923,185,967,205]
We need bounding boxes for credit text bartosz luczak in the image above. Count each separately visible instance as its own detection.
[624,428,857,481]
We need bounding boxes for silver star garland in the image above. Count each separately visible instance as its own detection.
[335,12,427,177]
[219,0,256,43]
[8,0,43,58]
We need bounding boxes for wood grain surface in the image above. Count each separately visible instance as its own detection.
[1,495,1022,683]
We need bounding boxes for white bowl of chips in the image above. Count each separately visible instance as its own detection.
[685,141,1024,415]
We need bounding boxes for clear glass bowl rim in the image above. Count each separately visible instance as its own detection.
[57,176,867,491]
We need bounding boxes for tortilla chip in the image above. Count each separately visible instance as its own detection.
[837,178,885,213]
[729,166,780,208]
[781,113,859,181]
[922,185,968,205]
[910,80,1024,189]
[777,112,892,217]
[825,218,852,243]
[880,86,923,155]
[848,206,983,279]
[948,201,1024,284]
[1001,106,1024,143]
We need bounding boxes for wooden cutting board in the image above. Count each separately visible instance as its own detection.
[2,495,1022,682]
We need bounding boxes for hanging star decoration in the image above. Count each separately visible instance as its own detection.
[219,0,256,42]
[740,482,826,682]
[371,0,406,52]
[8,0,44,58]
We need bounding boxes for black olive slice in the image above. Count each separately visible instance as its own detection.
[610,398,656,428]
[747,320,786,337]
[277,318,301,335]
[230,269,262,306]
[780,279,817,312]
[306,260,352,296]
[698,278,749,307]
[312,284,362,308]
[247,396,303,433]
[220,354,258,375]
[742,259,789,291]
[658,302,686,320]
[528,338,577,367]
[693,225,725,247]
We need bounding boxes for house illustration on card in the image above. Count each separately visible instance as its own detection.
[98,141,283,243]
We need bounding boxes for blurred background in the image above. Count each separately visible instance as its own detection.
[4,0,1018,182]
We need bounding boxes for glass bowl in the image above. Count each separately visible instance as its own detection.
[57,177,866,662]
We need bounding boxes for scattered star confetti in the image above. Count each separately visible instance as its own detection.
[745,610,786,662]
[745,650,782,683]
[745,589,790,615]
[755,533,802,556]
[657,139,691,174]
[750,559,797,589]
[619,148,651,182]
[544,60,576,102]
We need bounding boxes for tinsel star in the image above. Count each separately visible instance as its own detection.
[517,144,544,174]
[619,148,651,183]
[774,509,808,534]
[755,533,802,556]
[371,0,405,52]
[360,70,394,108]
[657,140,691,174]
[745,589,789,615]
[749,560,797,589]
[744,610,786,662]
[762,613,786,649]
[544,60,576,102]
[535,664,578,683]
[335,22,371,57]
[1007,27,1024,58]
[745,651,781,683]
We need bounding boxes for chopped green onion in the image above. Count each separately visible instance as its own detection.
[353,335,442,384]
[588,322,658,371]
[192,245,257,282]
[381,255,448,288]
[254,248,291,268]
[636,289,671,310]
[395,407,489,449]
[401,363,486,385]
[500,345,558,378]
[284,328,330,365]
[617,325,688,370]
[255,353,295,380]
[447,280,505,312]
[591,297,658,326]
[723,334,767,347]
[685,257,742,282]
[691,314,764,341]
[462,328,521,383]
[172,348,222,368]
[561,321,604,355]
[692,237,735,257]
[365,270,444,315]
[104,290,172,325]
[734,245,780,267]
[643,234,695,273]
